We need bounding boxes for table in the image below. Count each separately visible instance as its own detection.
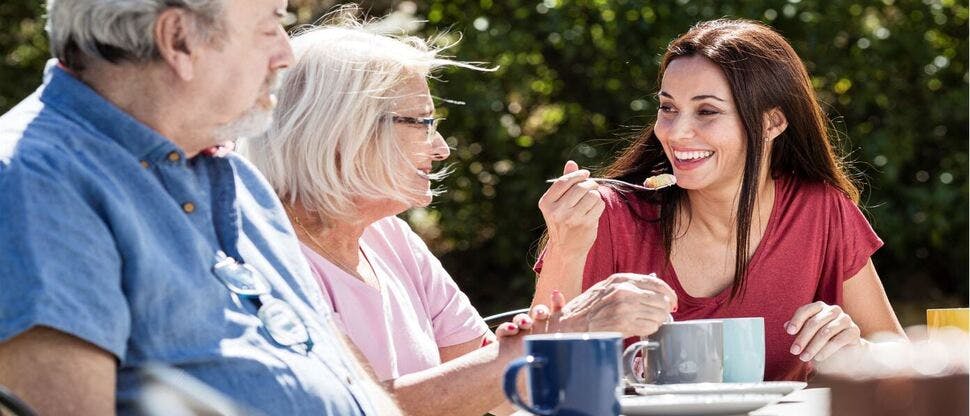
[510,387,830,415]
[749,387,829,416]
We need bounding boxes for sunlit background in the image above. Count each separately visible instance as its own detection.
[1,0,966,326]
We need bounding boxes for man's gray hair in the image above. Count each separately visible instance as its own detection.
[46,0,224,71]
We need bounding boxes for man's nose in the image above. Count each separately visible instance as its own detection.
[272,25,295,70]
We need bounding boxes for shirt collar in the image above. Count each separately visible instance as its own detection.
[38,60,182,162]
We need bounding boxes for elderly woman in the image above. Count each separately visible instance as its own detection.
[536,19,906,382]
[239,14,675,416]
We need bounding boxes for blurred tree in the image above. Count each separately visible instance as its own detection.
[402,0,970,322]
[0,1,47,110]
[1,0,965,325]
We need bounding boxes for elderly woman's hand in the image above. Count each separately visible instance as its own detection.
[492,305,553,339]
[786,301,864,362]
[540,273,677,338]
[538,161,605,254]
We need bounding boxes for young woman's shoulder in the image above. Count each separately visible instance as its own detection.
[778,174,856,208]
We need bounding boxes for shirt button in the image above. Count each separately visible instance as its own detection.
[182,202,195,213]
[167,151,181,162]
[139,160,149,168]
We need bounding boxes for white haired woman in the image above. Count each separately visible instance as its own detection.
[239,13,676,416]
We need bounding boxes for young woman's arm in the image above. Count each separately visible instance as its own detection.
[533,161,605,304]
[785,259,906,362]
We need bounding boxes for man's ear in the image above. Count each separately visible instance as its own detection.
[154,8,199,81]
[763,107,788,142]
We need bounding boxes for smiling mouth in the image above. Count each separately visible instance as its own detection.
[673,150,714,162]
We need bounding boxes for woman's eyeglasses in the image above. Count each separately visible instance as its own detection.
[390,115,445,141]
[212,251,314,353]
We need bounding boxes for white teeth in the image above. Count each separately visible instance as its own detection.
[673,150,714,160]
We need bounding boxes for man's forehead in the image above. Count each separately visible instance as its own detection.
[228,0,287,20]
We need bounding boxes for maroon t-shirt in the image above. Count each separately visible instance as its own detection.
[535,175,883,381]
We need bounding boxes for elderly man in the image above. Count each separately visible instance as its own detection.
[0,0,402,414]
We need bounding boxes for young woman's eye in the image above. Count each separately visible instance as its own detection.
[659,105,676,113]
[698,109,720,116]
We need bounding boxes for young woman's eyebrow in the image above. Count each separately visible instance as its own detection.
[658,91,726,102]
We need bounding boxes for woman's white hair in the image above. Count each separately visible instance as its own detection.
[46,0,223,71]
[239,10,488,225]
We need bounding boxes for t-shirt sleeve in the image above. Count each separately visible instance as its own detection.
[0,152,130,359]
[533,187,616,292]
[398,219,488,347]
[827,189,884,281]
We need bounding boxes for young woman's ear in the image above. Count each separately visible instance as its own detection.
[763,107,789,142]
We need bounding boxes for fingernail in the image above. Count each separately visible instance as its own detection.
[790,344,801,355]
[536,309,547,317]
[786,323,797,334]
[505,323,518,332]
[799,353,810,362]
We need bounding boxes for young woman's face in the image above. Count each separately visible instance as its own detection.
[654,55,748,193]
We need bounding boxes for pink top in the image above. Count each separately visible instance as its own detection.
[303,216,488,381]
[536,175,883,381]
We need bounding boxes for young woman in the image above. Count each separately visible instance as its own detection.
[535,19,906,381]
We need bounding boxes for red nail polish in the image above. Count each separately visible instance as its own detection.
[505,323,517,331]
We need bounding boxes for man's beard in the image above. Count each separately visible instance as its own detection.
[212,105,274,143]
[212,71,283,143]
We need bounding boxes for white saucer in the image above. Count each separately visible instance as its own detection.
[632,381,807,396]
[621,393,784,416]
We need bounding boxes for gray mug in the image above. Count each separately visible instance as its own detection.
[622,320,723,384]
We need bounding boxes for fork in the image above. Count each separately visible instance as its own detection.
[544,177,670,191]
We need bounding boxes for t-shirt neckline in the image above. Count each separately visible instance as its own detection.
[664,176,786,306]
[301,239,385,295]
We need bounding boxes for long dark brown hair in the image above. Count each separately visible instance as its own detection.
[601,19,859,299]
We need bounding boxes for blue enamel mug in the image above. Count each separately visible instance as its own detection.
[503,332,622,416]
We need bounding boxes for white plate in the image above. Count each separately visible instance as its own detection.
[633,381,807,396]
[621,393,784,416]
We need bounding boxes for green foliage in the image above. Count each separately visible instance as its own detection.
[1,1,966,325]
[410,0,970,318]
[0,1,47,111]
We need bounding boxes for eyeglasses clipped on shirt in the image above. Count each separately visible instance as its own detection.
[390,115,445,141]
[212,251,314,354]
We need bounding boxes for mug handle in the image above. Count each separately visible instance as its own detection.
[622,340,659,384]
[503,355,558,416]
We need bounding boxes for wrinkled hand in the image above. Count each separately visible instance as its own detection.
[786,301,863,362]
[538,160,605,253]
[542,273,677,338]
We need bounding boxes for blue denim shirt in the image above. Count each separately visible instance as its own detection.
[0,63,377,415]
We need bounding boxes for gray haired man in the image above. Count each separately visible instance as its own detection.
[0,0,400,414]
